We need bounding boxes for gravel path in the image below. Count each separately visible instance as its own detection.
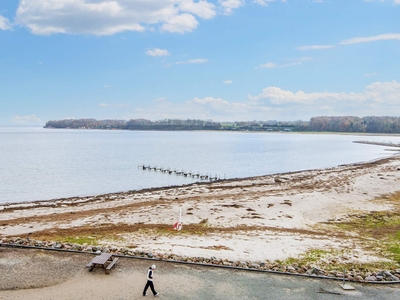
[1,247,399,300]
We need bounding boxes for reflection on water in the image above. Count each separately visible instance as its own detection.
[1,127,399,203]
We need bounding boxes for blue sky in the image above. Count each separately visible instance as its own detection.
[0,0,399,125]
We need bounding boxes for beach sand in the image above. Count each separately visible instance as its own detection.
[1,155,400,265]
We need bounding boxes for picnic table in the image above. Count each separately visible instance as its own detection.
[86,252,119,274]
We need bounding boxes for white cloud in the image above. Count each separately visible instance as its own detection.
[253,0,287,5]
[0,15,11,30]
[259,57,311,69]
[161,13,199,33]
[176,58,208,64]
[249,80,400,106]
[364,80,400,104]
[99,103,109,107]
[253,0,286,6]
[340,33,400,45]
[15,0,218,36]
[218,0,244,15]
[364,73,378,77]
[249,87,365,104]
[12,114,42,124]
[146,48,170,57]
[223,80,233,84]
[123,81,400,121]
[179,0,216,19]
[297,45,335,50]
[103,85,113,88]
[253,0,270,6]
[259,61,301,69]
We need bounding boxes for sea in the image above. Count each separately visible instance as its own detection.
[1,126,399,204]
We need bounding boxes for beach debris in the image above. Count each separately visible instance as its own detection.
[281,200,292,206]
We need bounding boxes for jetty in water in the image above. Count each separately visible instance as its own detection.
[139,165,222,181]
[353,140,400,148]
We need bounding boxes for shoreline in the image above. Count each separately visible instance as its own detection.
[2,154,397,208]
[1,155,400,280]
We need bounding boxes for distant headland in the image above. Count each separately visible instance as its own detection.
[44,116,400,134]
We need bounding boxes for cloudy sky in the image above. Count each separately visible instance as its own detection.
[0,0,399,125]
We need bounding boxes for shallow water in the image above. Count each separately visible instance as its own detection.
[1,127,399,203]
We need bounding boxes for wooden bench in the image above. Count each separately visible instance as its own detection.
[86,262,94,269]
[105,257,119,274]
[86,253,113,272]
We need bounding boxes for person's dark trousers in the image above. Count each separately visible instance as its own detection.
[143,280,157,295]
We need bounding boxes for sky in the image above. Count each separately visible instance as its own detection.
[0,0,399,125]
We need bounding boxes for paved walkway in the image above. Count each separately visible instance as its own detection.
[0,248,399,299]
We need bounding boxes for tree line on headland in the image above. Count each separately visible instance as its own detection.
[44,116,400,134]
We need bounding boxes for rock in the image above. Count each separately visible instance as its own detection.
[389,275,400,281]
[354,276,364,282]
[307,268,320,276]
[286,266,296,272]
[239,261,247,267]
[147,252,154,258]
[383,271,393,277]
[376,275,384,281]
[365,276,377,281]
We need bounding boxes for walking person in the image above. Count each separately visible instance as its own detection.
[143,264,159,297]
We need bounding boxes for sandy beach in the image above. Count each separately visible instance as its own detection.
[1,155,400,266]
[1,155,400,298]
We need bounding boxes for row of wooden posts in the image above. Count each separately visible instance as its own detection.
[139,165,222,181]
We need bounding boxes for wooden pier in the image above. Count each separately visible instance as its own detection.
[138,165,222,181]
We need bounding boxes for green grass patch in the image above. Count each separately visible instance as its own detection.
[388,244,400,262]
[320,191,400,267]
[278,248,399,272]
[56,236,99,245]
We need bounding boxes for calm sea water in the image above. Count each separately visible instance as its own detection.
[1,127,399,204]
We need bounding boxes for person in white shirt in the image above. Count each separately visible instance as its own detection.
[143,264,159,297]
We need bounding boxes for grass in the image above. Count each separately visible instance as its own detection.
[278,248,398,272]
[323,191,400,265]
[55,236,99,246]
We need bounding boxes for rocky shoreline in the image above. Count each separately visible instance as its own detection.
[2,237,399,283]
